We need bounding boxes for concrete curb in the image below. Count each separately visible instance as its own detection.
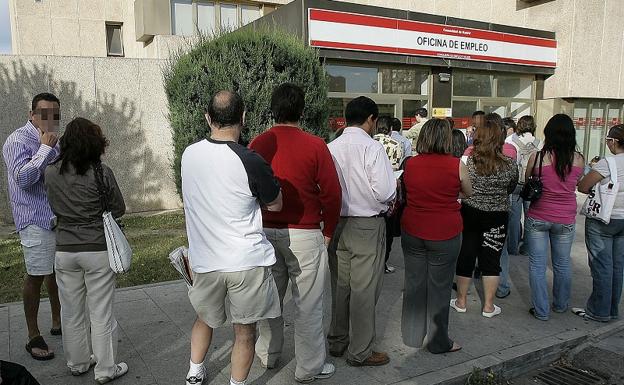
[401,319,624,385]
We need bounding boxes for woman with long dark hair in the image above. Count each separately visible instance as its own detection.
[524,114,585,321]
[576,124,624,322]
[451,113,518,318]
[44,118,128,383]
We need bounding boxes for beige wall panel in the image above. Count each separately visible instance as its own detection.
[78,0,106,20]
[565,0,603,97]
[458,0,493,23]
[138,59,182,210]
[13,0,50,17]
[50,0,78,19]
[106,0,126,22]
[433,0,462,18]
[51,18,80,56]
[596,0,624,98]
[16,16,53,55]
[47,56,97,126]
[79,19,107,57]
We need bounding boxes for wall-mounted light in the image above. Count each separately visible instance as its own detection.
[439,73,451,82]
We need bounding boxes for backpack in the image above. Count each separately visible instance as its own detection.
[511,135,541,186]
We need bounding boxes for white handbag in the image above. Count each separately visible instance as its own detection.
[94,164,132,273]
[581,157,619,224]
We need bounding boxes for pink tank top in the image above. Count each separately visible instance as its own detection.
[528,164,583,224]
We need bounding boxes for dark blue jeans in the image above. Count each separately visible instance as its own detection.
[585,218,624,321]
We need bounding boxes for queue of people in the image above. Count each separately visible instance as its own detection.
[3,89,624,385]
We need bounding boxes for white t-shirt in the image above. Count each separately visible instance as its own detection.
[593,154,624,220]
[181,138,281,273]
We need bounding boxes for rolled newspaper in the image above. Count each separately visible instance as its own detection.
[168,246,193,288]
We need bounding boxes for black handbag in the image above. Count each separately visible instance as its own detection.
[520,151,544,202]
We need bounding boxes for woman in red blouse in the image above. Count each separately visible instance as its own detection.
[401,118,473,354]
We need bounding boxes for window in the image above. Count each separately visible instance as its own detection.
[219,3,238,29]
[240,4,261,26]
[172,0,193,36]
[453,72,492,97]
[326,64,378,93]
[197,2,216,34]
[381,68,428,95]
[106,23,124,57]
[171,1,262,35]
[497,76,533,98]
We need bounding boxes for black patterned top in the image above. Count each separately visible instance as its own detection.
[462,155,518,212]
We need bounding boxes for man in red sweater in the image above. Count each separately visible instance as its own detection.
[250,83,341,383]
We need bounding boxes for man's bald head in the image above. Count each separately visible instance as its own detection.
[206,90,245,128]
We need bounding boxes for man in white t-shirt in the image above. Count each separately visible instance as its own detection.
[181,91,283,385]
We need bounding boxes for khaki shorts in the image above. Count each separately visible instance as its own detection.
[188,266,281,328]
[19,225,56,276]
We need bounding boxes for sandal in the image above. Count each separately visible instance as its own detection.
[571,307,607,322]
[450,299,467,313]
[50,327,62,336]
[25,335,55,361]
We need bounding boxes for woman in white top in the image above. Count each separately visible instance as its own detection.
[576,124,624,322]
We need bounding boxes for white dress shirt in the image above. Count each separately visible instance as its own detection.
[328,126,397,217]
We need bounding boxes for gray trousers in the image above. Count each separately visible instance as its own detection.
[401,232,462,353]
[328,217,386,362]
[255,228,328,379]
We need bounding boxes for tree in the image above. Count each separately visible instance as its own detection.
[163,28,330,197]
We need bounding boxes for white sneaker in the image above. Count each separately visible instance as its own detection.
[482,305,502,318]
[70,354,96,376]
[450,299,467,313]
[186,364,206,385]
[295,362,336,383]
[95,362,129,384]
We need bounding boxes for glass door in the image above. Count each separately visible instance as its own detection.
[587,102,606,160]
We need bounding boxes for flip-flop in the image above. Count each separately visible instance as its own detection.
[450,299,467,313]
[449,344,462,353]
[25,335,55,361]
[50,327,62,336]
[571,307,607,322]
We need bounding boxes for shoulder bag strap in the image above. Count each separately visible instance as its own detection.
[537,151,544,179]
[93,162,110,213]
[605,157,618,185]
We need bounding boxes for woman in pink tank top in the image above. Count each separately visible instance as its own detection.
[525,114,585,321]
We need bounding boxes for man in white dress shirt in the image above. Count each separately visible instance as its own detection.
[327,96,396,367]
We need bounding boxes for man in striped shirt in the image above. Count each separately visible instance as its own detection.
[2,93,62,361]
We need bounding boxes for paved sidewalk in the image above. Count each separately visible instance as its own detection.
[1,213,623,385]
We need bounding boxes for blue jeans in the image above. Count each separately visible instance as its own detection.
[507,196,530,254]
[497,238,511,297]
[585,218,624,321]
[526,217,576,320]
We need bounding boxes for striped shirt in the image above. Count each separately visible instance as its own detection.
[2,121,59,231]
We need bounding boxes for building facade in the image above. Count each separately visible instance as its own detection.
[1,0,623,222]
[5,0,624,159]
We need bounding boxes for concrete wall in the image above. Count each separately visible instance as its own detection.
[8,0,289,59]
[0,54,181,224]
[9,0,623,100]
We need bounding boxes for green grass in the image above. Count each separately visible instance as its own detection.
[0,212,188,303]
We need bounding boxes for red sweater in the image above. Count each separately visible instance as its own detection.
[250,125,342,237]
[402,154,462,240]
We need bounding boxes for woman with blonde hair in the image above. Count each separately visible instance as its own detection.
[451,113,518,318]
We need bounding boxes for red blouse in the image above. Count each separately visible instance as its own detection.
[401,154,463,241]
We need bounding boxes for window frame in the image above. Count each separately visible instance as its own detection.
[170,0,263,36]
[105,22,125,57]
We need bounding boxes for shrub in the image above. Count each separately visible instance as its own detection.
[163,28,330,197]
